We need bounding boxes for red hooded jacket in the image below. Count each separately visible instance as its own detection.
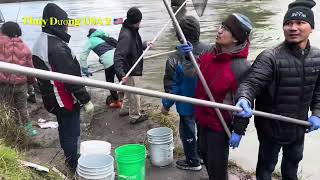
[195,43,251,132]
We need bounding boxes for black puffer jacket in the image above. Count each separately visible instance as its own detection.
[236,41,320,144]
[114,20,146,79]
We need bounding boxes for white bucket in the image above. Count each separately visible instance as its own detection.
[147,127,174,167]
[77,154,114,180]
[80,140,111,155]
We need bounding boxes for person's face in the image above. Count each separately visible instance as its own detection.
[216,25,238,48]
[133,21,141,29]
[283,20,312,45]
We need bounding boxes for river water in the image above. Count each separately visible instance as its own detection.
[1,0,319,179]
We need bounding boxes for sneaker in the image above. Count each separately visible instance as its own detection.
[27,94,36,103]
[176,160,202,171]
[109,100,123,109]
[24,122,38,137]
[129,114,148,124]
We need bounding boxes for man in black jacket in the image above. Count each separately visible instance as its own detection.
[234,0,320,180]
[114,7,150,123]
[32,3,94,171]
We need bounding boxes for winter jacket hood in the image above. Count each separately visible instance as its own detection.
[123,19,139,30]
[213,41,249,61]
[178,16,200,43]
[90,29,106,38]
[42,3,71,43]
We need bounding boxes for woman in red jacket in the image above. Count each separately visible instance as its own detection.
[0,21,38,137]
[195,14,252,180]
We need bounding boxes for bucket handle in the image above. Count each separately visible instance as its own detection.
[118,174,137,179]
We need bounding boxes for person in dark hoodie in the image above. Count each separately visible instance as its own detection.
[182,13,253,179]
[161,16,209,171]
[32,3,94,171]
[235,0,320,179]
[114,7,151,124]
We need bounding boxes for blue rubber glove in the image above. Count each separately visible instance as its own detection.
[176,41,193,54]
[235,98,253,118]
[307,115,320,133]
[229,132,242,149]
[81,67,92,77]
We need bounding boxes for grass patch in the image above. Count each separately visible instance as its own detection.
[0,142,62,180]
[147,106,185,157]
[148,108,179,138]
[0,104,32,149]
[0,104,62,179]
[228,160,255,179]
[173,146,184,158]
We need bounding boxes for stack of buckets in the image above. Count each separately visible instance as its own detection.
[147,127,174,167]
[80,140,111,156]
[77,154,115,180]
[115,144,147,180]
[77,140,114,180]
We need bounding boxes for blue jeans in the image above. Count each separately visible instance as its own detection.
[256,137,304,180]
[179,115,200,165]
[56,108,80,170]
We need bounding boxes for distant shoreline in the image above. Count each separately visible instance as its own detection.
[0,0,46,3]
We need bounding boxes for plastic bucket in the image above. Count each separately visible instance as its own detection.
[80,140,111,155]
[147,127,174,167]
[77,154,114,180]
[147,127,172,138]
[115,144,147,180]
[149,140,174,167]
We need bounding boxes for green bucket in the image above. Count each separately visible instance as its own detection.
[115,144,147,180]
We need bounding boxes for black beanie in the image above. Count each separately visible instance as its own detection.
[127,7,142,24]
[222,13,253,44]
[178,16,200,43]
[283,0,316,29]
[1,21,22,38]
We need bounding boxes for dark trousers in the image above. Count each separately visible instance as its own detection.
[56,108,80,170]
[179,115,200,165]
[199,127,229,180]
[256,137,304,180]
[104,65,121,100]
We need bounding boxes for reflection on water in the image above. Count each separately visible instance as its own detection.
[0,0,319,179]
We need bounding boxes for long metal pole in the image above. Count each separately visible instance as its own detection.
[119,0,187,85]
[91,42,216,74]
[163,0,231,138]
[0,62,311,127]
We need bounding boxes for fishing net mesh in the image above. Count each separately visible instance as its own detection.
[192,0,208,17]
